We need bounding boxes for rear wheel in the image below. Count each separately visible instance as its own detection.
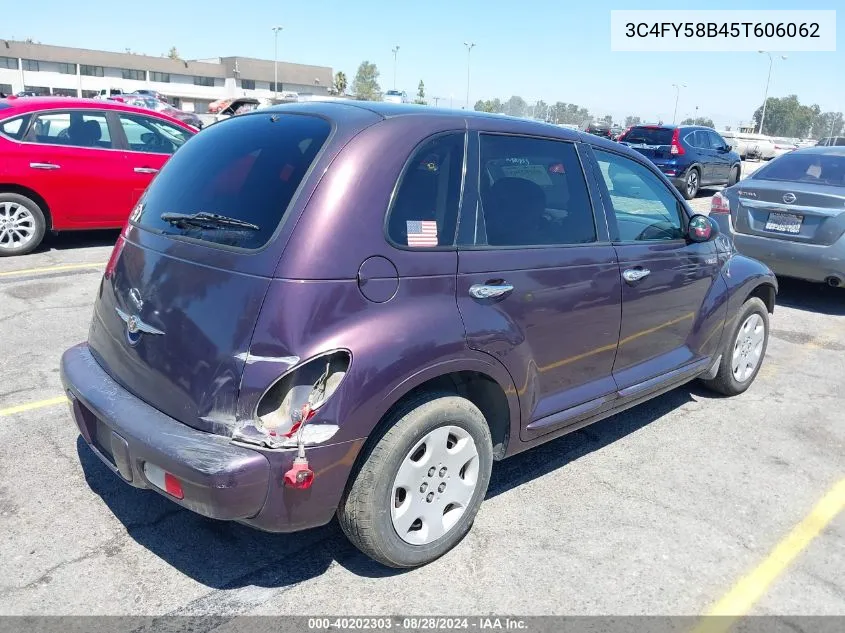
[682,168,700,200]
[700,297,769,396]
[0,193,46,257]
[727,165,740,186]
[338,393,493,568]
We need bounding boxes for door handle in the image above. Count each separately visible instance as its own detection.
[469,282,514,299]
[30,162,60,170]
[134,167,159,174]
[622,268,651,283]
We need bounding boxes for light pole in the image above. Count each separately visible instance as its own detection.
[758,51,787,135]
[271,26,283,98]
[671,83,686,125]
[391,46,400,90]
[463,42,475,109]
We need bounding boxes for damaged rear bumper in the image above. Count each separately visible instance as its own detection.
[61,343,363,531]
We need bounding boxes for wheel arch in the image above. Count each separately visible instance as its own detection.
[0,183,52,230]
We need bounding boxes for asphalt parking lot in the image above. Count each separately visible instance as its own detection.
[0,162,842,619]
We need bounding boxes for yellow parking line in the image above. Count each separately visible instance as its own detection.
[0,396,68,417]
[692,478,845,633]
[0,262,106,278]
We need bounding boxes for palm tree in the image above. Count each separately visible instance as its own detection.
[333,71,348,96]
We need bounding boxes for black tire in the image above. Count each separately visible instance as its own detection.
[338,393,493,568]
[727,165,740,186]
[700,297,769,396]
[681,168,700,200]
[0,192,47,257]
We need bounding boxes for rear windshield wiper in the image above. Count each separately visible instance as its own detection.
[160,212,260,231]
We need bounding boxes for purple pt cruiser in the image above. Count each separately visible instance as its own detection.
[61,101,777,567]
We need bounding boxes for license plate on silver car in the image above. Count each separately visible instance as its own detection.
[765,212,803,234]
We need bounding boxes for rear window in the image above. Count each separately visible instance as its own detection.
[753,152,845,187]
[133,112,331,249]
[622,127,674,145]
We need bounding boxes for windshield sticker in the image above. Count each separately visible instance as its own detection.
[500,164,552,186]
[407,220,438,247]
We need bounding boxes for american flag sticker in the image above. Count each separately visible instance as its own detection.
[406,220,438,247]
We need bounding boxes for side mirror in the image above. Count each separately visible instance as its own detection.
[688,214,719,242]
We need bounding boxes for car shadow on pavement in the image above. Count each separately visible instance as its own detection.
[774,277,845,316]
[38,229,120,253]
[77,386,698,586]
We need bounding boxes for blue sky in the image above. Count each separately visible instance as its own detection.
[3,0,842,127]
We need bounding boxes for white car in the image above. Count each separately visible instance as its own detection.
[384,90,409,104]
[719,130,776,160]
[771,137,798,158]
[94,88,125,100]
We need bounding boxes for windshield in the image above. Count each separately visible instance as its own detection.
[133,112,331,249]
[623,127,674,145]
[753,152,845,187]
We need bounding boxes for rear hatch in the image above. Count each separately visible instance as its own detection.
[619,126,674,161]
[87,111,333,435]
[731,152,845,244]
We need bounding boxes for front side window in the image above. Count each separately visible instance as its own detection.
[708,131,727,149]
[386,133,465,248]
[474,134,595,247]
[27,111,112,149]
[118,114,193,154]
[594,149,685,242]
[133,113,331,249]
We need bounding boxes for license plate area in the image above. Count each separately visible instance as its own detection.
[93,418,117,466]
[765,211,803,234]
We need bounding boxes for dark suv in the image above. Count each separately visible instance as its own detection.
[61,102,777,568]
[618,125,742,199]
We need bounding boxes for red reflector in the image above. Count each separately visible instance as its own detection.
[164,472,184,499]
[284,458,315,489]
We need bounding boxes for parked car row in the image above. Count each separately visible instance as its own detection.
[616,125,742,199]
[711,145,845,288]
[0,97,196,255]
[60,100,778,569]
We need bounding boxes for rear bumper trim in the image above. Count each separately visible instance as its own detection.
[61,343,271,521]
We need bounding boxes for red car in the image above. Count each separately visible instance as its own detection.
[0,97,196,256]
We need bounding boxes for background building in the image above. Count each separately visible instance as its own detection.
[0,40,332,112]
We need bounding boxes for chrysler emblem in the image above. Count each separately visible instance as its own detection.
[783,192,797,204]
[115,306,164,345]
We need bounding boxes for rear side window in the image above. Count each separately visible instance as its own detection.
[0,115,30,140]
[387,133,465,248]
[133,113,331,249]
[623,127,673,146]
[475,134,595,247]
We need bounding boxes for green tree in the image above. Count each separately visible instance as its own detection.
[548,102,591,125]
[167,46,180,60]
[504,95,527,118]
[352,61,381,101]
[415,80,426,105]
[752,95,820,137]
[681,116,715,128]
[812,111,844,139]
[624,115,641,127]
[602,114,613,125]
[474,98,504,113]
[332,71,347,96]
[532,100,549,120]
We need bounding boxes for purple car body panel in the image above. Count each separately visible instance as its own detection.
[62,101,778,533]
